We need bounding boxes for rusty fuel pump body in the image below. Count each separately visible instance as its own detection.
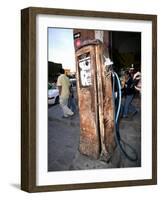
[76,40,116,161]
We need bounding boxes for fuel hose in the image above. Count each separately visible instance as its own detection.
[112,72,138,162]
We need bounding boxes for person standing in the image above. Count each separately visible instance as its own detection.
[133,71,141,93]
[57,68,74,118]
[121,70,137,118]
[68,82,77,113]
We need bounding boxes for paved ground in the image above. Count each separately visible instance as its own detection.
[48,97,141,171]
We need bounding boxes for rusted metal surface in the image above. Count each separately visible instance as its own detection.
[76,45,100,159]
[74,29,95,50]
[76,39,101,51]
[76,39,115,161]
[95,44,115,161]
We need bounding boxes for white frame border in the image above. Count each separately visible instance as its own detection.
[36,14,152,186]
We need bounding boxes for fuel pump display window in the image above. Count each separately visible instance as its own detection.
[78,52,92,87]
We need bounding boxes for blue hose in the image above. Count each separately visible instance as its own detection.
[112,72,138,162]
[113,72,121,123]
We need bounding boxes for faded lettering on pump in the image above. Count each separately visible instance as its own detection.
[78,52,92,87]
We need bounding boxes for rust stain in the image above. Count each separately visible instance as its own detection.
[95,44,116,161]
[78,89,100,159]
[76,42,115,161]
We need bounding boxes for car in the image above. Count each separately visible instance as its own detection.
[48,83,59,105]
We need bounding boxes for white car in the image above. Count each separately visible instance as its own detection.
[48,83,59,105]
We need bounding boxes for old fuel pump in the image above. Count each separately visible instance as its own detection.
[76,40,115,161]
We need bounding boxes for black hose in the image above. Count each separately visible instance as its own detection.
[112,72,138,162]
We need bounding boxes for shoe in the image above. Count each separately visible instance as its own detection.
[68,112,74,116]
[62,115,69,118]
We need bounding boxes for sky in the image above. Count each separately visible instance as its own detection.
[48,28,76,72]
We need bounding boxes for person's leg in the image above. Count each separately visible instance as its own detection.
[128,101,137,115]
[68,95,72,110]
[120,97,125,117]
[60,97,74,117]
[71,97,76,113]
[123,95,134,117]
[64,98,74,116]
[68,94,77,113]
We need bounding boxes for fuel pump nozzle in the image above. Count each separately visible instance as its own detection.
[103,56,114,72]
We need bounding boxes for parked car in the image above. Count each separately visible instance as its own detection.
[48,83,59,105]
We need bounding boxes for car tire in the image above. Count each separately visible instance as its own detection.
[55,96,59,104]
